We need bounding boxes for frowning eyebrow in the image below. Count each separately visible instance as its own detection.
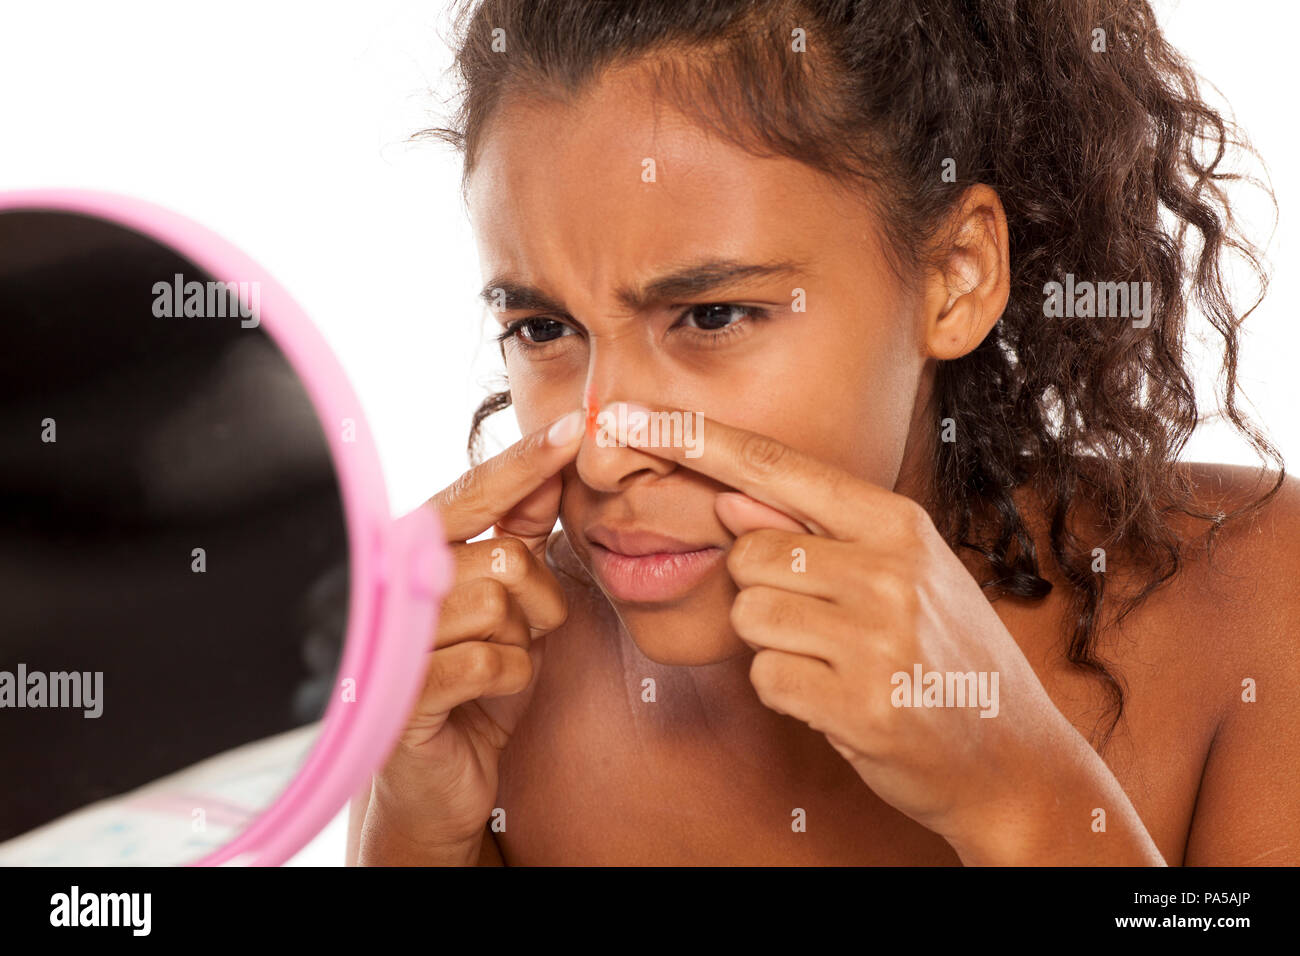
[479,258,805,315]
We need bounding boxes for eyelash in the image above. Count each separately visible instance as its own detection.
[495,304,772,352]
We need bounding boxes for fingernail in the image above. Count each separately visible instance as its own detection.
[547,410,584,446]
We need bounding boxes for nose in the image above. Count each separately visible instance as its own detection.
[574,342,676,493]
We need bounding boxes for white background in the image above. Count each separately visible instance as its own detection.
[2,1,1294,864]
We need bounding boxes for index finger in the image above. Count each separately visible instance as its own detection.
[432,409,584,543]
[600,402,895,541]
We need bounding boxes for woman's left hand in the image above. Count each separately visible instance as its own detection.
[617,403,1159,864]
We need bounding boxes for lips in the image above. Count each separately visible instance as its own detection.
[585,525,725,604]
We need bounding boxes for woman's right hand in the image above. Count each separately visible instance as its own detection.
[362,408,586,859]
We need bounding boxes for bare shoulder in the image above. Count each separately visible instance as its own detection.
[1165,463,1300,657]
[1176,460,1299,550]
[1133,463,1300,743]
[1171,463,1300,863]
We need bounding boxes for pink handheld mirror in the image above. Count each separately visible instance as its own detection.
[0,189,452,866]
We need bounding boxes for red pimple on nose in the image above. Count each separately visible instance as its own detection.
[585,385,599,438]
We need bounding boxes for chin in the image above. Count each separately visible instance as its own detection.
[607,571,748,666]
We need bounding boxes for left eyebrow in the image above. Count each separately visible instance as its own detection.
[478,257,806,316]
[615,258,806,311]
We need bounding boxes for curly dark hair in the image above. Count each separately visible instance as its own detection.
[417,0,1285,749]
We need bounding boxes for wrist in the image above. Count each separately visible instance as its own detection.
[360,781,485,866]
[938,716,1093,866]
[940,724,1162,866]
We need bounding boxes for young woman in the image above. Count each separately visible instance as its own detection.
[348,0,1299,865]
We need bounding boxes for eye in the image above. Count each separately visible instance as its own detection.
[497,316,575,347]
[671,303,772,347]
[677,304,753,331]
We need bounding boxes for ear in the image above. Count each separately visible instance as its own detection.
[920,184,1010,360]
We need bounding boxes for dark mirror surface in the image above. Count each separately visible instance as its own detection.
[0,209,349,864]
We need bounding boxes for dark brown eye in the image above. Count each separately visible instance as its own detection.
[515,317,571,343]
[679,304,748,331]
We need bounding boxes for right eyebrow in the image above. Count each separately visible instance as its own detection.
[478,280,567,315]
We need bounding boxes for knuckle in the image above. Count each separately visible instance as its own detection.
[460,642,503,686]
[737,432,789,477]
[475,577,511,622]
[765,590,798,631]
[725,536,752,577]
[750,650,794,698]
[892,497,932,542]
[728,596,748,635]
[727,531,769,578]
[731,585,770,630]
[501,648,534,693]
[748,648,776,687]
[498,534,531,559]
[751,528,788,562]
[434,473,490,538]
[804,700,840,739]
[444,469,482,513]
[537,586,569,632]
[489,536,531,583]
[872,568,921,621]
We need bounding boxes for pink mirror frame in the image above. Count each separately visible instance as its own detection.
[0,188,452,866]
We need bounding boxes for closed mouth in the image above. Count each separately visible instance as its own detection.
[584,525,725,604]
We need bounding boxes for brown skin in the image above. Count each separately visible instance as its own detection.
[348,65,1300,865]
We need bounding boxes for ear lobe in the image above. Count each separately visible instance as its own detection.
[923,185,1010,361]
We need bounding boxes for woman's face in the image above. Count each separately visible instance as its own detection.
[466,66,933,665]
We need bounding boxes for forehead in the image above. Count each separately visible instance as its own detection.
[465,65,878,292]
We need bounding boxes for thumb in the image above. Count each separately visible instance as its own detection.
[715,491,807,538]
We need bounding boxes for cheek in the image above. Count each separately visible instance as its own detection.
[504,352,586,434]
[732,309,920,484]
